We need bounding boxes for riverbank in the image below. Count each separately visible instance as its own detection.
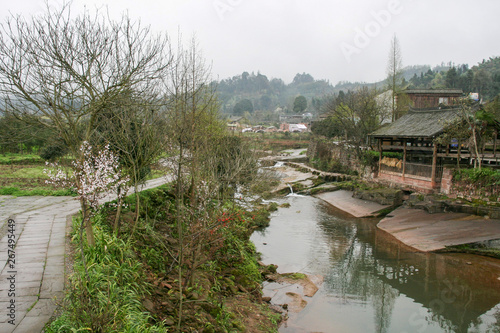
[275,161,500,253]
[252,193,500,332]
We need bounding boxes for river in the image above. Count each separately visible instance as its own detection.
[251,195,500,333]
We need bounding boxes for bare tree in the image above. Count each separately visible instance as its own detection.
[324,87,386,159]
[164,37,223,329]
[94,90,168,233]
[386,34,403,122]
[0,3,173,245]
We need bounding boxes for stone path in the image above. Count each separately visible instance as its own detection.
[378,206,500,252]
[0,176,170,333]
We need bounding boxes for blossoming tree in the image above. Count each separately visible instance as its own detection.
[45,142,129,246]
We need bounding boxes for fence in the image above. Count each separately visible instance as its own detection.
[380,162,443,180]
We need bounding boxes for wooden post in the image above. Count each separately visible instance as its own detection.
[494,130,497,159]
[402,139,407,179]
[378,139,383,176]
[431,143,438,188]
[457,139,462,168]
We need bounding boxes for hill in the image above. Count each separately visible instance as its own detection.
[215,57,500,120]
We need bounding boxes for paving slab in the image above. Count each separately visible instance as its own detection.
[315,190,391,217]
[0,176,171,332]
[378,206,500,252]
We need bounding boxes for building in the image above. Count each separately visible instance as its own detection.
[369,104,499,193]
[403,89,463,109]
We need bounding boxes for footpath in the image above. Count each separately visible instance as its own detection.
[0,176,170,333]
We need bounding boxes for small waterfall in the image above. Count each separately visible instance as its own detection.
[274,161,285,168]
[286,183,304,197]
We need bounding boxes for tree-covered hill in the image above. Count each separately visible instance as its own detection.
[214,72,336,116]
[403,57,500,100]
[214,56,500,119]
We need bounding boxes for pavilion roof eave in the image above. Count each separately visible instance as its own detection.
[370,134,441,140]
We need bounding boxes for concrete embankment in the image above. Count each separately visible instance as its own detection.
[275,159,500,252]
[315,190,390,218]
[315,189,500,252]
[378,207,500,252]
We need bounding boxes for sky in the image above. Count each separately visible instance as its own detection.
[1,0,500,85]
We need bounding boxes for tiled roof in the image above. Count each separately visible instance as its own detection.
[370,108,461,138]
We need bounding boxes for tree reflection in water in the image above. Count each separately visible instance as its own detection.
[252,196,500,333]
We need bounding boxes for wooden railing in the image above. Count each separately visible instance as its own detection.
[380,162,443,180]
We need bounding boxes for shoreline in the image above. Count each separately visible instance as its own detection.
[277,161,500,253]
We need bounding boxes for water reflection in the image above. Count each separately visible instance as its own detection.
[251,196,500,333]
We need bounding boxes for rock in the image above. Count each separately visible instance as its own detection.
[142,299,155,312]
[353,188,403,206]
[262,296,272,302]
[163,316,175,326]
[285,292,307,313]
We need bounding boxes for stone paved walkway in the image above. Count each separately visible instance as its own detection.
[0,176,170,333]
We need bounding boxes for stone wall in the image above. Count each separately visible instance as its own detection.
[439,167,454,195]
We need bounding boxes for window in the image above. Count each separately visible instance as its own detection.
[439,97,449,105]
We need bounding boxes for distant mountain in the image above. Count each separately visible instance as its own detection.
[215,57,500,118]
[214,72,336,116]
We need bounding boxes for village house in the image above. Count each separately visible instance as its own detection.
[280,123,308,132]
[404,88,463,109]
[279,113,312,132]
[227,116,244,131]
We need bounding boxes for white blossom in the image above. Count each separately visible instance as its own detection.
[44,141,130,210]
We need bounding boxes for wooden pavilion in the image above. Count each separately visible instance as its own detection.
[369,106,499,192]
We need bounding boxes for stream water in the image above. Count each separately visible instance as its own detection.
[251,195,500,333]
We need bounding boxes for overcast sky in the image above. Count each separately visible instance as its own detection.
[2,0,500,84]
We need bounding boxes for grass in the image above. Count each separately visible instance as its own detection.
[46,214,168,333]
[0,164,76,196]
[282,272,307,280]
[0,187,74,196]
[0,165,47,178]
[0,153,165,197]
[0,153,44,165]
[47,187,280,332]
[441,244,500,259]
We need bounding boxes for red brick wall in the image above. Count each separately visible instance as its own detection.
[378,172,436,193]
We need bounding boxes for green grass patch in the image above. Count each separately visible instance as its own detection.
[282,272,307,280]
[454,167,500,186]
[0,153,45,165]
[46,214,168,333]
[0,186,75,196]
[0,166,48,179]
[0,164,75,196]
